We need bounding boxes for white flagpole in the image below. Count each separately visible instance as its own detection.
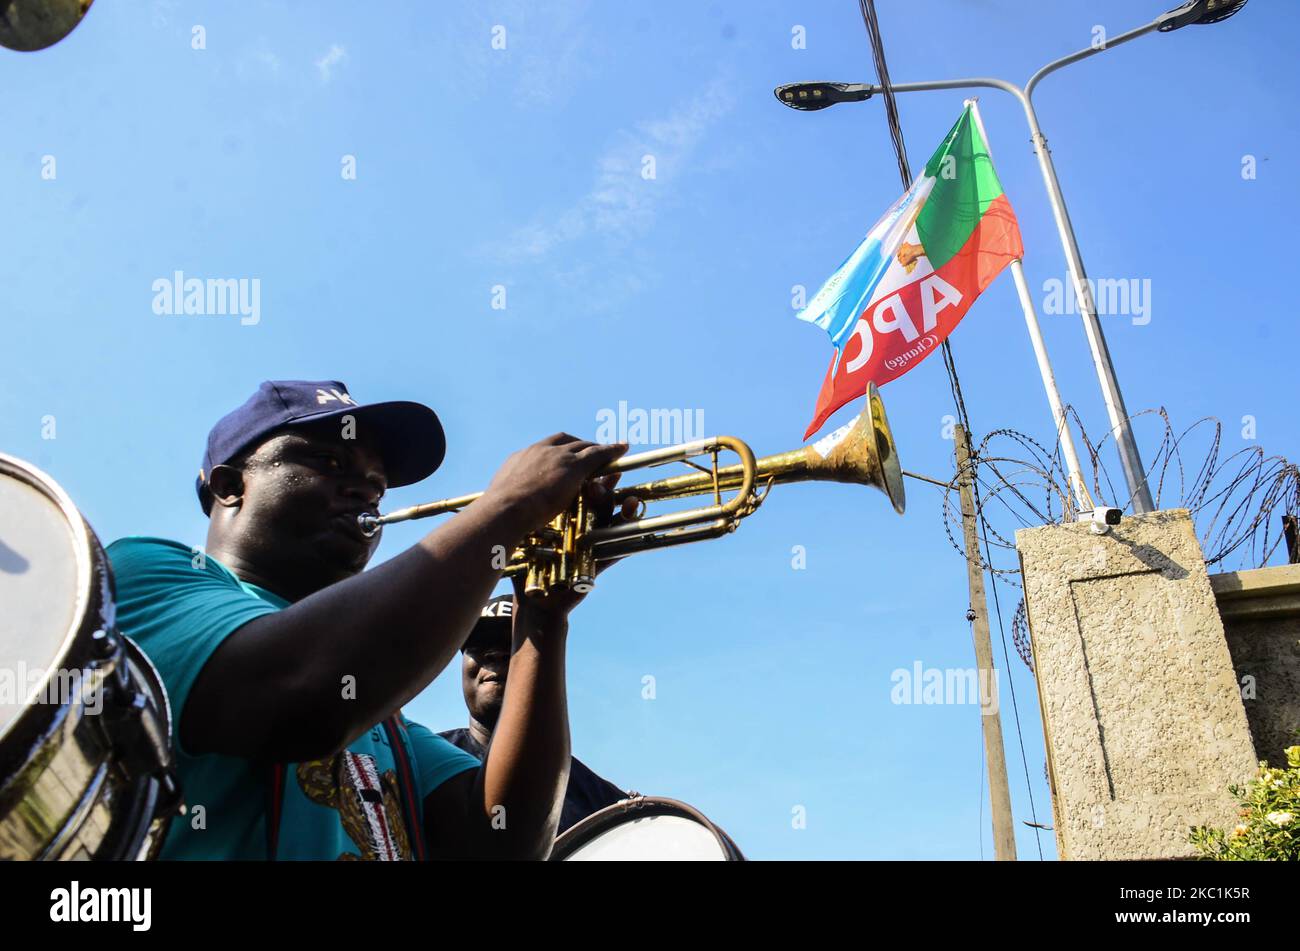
[964,98,1094,515]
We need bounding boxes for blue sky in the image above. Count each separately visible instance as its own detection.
[2,0,1294,860]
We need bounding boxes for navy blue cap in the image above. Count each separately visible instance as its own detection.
[197,380,445,514]
[461,595,515,652]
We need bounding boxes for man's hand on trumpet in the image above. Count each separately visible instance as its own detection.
[481,432,630,536]
[509,470,641,619]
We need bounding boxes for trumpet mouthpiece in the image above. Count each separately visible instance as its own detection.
[358,513,381,537]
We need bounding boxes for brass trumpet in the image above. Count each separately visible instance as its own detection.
[358,383,905,594]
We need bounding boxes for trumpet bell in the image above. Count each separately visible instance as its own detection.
[807,381,905,515]
[615,382,905,517]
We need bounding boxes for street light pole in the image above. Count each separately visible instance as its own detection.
[776,1,1250,514]
[1019,22,1163,515]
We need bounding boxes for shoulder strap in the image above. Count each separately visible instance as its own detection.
[265,763,286,861]
[383,716,428,861]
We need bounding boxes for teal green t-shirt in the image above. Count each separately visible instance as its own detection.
[106,536,479,861]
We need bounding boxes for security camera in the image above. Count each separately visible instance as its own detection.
[1079,506,1122,535]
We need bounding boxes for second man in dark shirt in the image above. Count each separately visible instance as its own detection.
[440,595,627,836]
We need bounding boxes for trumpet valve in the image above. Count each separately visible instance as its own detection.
[569,501,598,594]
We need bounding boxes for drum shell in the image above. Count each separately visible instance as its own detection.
[0,454,178,860]
[0,515,112,781]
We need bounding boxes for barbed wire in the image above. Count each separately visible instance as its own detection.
[1077,408,1300,570]
[926,409,1299,674]
[935,407,1298,576]
[1011,600,1033,674]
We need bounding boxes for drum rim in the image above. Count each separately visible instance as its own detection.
[103,636,177,861]
[550,795,744,861]
[0,452,99,744]
[122,634,174,751]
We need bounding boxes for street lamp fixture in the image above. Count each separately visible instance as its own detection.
[1157,0,1249,32]
[774,82,874,112]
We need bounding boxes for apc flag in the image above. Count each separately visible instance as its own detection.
[797,105,1023,438]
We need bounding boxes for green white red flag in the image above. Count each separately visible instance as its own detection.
[797,104,1023,438]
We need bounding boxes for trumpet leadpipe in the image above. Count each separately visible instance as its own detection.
[357,491,483,536]
[356,435,756,537]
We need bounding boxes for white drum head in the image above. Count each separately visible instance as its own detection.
[561,813,729,861]
[553,798,744,862]
[0,457,89,739]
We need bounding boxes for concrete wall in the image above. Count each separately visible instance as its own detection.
[1210,563,1300,768]
[1016,509,1259,860]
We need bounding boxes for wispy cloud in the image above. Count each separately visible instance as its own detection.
[446,0,598,108]
[151,0,179,28]
[232,40,346,87]
[315,44,347,84]
[235,37,282,81]
[496,75,735,262]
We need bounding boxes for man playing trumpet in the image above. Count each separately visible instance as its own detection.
[108,379,628,860]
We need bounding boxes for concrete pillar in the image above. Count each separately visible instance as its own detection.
[1016,509,1258,860]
